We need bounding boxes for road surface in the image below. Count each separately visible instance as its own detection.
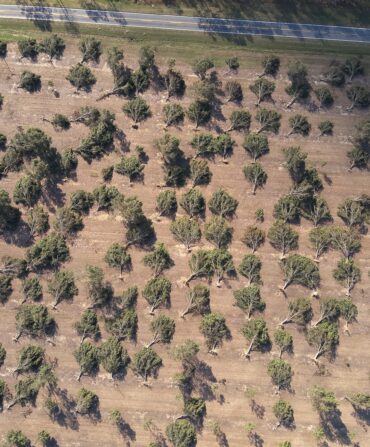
[0,4,369,43]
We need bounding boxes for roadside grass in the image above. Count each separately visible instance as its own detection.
[1,0,370,27]
[0,19,369,67]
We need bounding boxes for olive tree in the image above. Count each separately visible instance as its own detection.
[342,57,364,82]
[53,207,83,236]
[209,249,235,287]
[74,342,100,380]
[233,285,265,319]
[280,254,320,292]
[14,344,44,374]
[74,309,100,344]
[79,37,102,63]
[105,308,138,342]
[346,85,370,111]
[243,133,269,161]
[86,265,113,309]
[302,196,331,226]
[330,226,361,259]
[166,419,197,447]
[309,385,337,416]
[225,56,240,73]
[315,86,333,108]
[39,34,65,61]
[156,190,177,217]
[70,190,94,215]
[99,336,130,377]
[242,226,265,253]
[285,60,311,108]
[274,329,293,358]
[163,65,186,99]
[307,322,339,360]
[0,189,21,232]
[48,270,78,309]
[143,243,173,277]
[227,110,251,132]
[268,221,299,256]
[192,58,214,80]
[3,430,31,447]
[66,64,96,91]
[204,215,233,249]
[333,258,361,296]
[208,188,238,218]
[213,134,235,162]
[187,99,211,129]
[200,312,230,352]
[340,299,358,334]
[104,243,131,279]
[76,388,99,415]
[242,318,270,358]
[318,120,334,136]
[163,103,185,127]
[181,284,210,318]
[93,185,121,212]
[280,297,312,326]
[259,55,280,77]
[13,175,41,208]
[115,156,144,183]
[287,114,311,136]
[273,195,300,223]
[267,359,293,391]
[123,97,151,125]
[170,216,201,251]
[273,400,294,428]
[14,304,54,341]
[147,315,175,347]
[18,38,38,60]
[238,254,262,285]
[337,198,364,227]
[255,108,281,134]
[309,226,331,260]
[185,249,213,285]
[250,78,275,105]
[20,277,42,304]
[243,163,267,194]
[143,276,171,314]
[180,188,205,218]
[132,347,162,381]
[225,80,243,102]
[347,146,368,170]
[190,133,214,159]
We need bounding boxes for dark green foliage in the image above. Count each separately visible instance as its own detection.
[280,254,320,291]
[53,207,83,236]
[213,133,235,161]
[61,148,78,176]
[18,38,38,60]
[307,322,339,360]
[267,359,293,390]
[180,188,205,217]
[318,120,334,136]
[273,195,300,223]
[15,345,44,374]
[200,312,230,351]
[238,254,262,285]
[123,97,151,123]
[302,196,331,226]
[250,78,275,105]
[330,226,361,258]
[79,37,102,63]
[226,56,240,71]
[51,113,70,129]
[142,276,171,313]
[190,159,212,186]
[48,270,78,308]
[99,336,130,377]
[286,60,311,106]
[105,308,138,341]
[347,147,369,170]
[170,216,201,251]
[267,220,299,256]
[333,258,361,296]
[74,342,100,379]
[22,277,42,303]
[192,58,214,79]
[209,249,234,286]
[282,146,307,183]
[139,45,156,72]
[143,243,173,277]
[186,249,213,285]
[156,190,177,217]
[243,133,269,161]
[3,430,31,447]
[337,198,364,227]
[166,419,197,447]
[74,309,100,343]
[0,40,7,58]
[242,226,265,253]
[315,86,334,107]
[280,297,312,326]
[204,215,233,249]
[164,67,186,99]
[148,314,176,346]
[233,285,265,318]
[181,284,210,317]
[93,185,121,211]
[105,243,131,278]
[273,399,294,427]
[208,188,238,218]
[67,64,96,90]
[261,55,280,76]
[13,175,41,208]
[225,80,243,102]
[0,189,20,232]
[0,273,12,303]
[163,103,185,127]
[288,114,311,136]
[346,85,370,111]
[0,133,6,150]
[243,162,268,194]
[76,388,99,415]
[228,110,251,132]
[37,431,52,447]
[255,108,281,134]
[184,396,206,423]
[0,256,27,278]
[26,233,69,271]
[70,190,94,215]
[19,70,41,92]
[0,342,6,367]
[339,299,358,330]
[131,68,150,95]
[15,304,54,340]
[322,62,345,86]
[309,226,331,259]
[155,134,183,164]
[187,99,211,128]
[342,57,364,81]
[309,385,337,415]
[132,347,162,380]
[274,329,293,358]
[190,133,214,158]
[86,265,113,308]
[39,34,65,61]
[242,318,270,357]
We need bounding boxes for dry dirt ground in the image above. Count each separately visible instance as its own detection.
[0,43,369,447]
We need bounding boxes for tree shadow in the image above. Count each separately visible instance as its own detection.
[250,399,265,419]
[2,220,33,248]
[53,387,79,430]
[115,129,131,153]
[320,410,351,445]
[118,419,136,441]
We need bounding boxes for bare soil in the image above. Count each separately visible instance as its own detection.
[0,43,369,446]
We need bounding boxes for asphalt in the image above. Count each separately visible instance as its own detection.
[0,4,369,43]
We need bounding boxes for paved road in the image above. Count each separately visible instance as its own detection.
[0,4,369,43]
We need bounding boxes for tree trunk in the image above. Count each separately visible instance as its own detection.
[13,331,22,342]
[185,273,196,286]
[347,102,355,112]
[76,371,83,381]
[244,337,256,358]
[279,348,283,359]
[226,125,234,132]
[256,125,265,134]
[180,306,191,318]
[286,95,297,108]
[287,129,295,137]
[146,339,158,348]
[313,316,324,327]
[313,348,323,360]
[52,298,60,310]
[252,183,257,195]
[216,274,223,288]
[7,400,17,410]
[149,305,157,315]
